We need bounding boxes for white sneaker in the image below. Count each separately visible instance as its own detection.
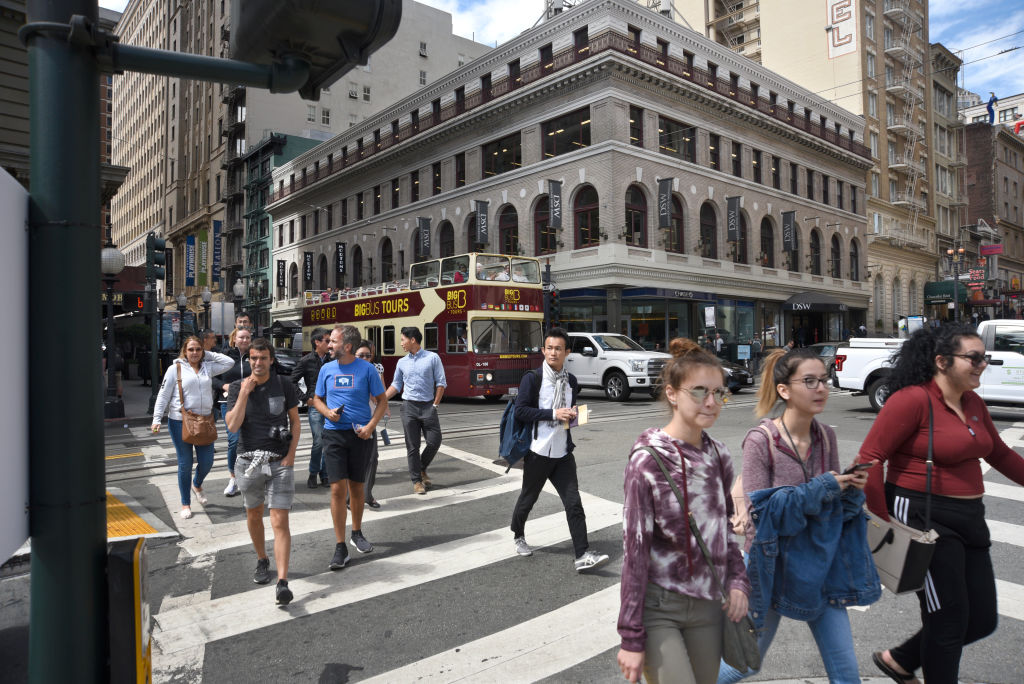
[514,536,533,557]
[180,507,193,519]
[224,478,239,496]
[574,549,610,573]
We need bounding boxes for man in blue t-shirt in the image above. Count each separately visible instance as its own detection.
[312,324,387,571]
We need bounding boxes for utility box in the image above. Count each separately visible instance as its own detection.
[109,537,151,683]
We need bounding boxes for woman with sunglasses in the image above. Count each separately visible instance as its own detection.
[858,324,1024,684]
[718,347,877,684]
[618,338,749,684]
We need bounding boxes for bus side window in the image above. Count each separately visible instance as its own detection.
[446,322,467,353]
[382,326,396,355]
[424,323,439,351]
[366,326,382,356]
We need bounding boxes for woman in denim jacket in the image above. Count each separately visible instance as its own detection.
[718,348,878,684]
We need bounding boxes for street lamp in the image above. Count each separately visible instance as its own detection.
[100,241,126,418]
[233,276,246,330]
[176,291,188,349]
[201,286,212,330]
[947,246,965,324]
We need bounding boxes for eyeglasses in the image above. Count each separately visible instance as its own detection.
[356,353,373,359]
[791,375,831,390]
[953,352,989,368]
[678,386,731,405]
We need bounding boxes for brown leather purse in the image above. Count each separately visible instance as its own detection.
[176,363,218,446]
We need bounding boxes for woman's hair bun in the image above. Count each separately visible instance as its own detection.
[669,337,702,358]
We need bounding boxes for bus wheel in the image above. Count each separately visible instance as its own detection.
[604,370,631,401]
[483,394,503,403]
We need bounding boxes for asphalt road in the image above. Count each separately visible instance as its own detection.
[76,389,1024,682]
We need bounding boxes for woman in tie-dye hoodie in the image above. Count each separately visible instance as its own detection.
[617,338,750,684]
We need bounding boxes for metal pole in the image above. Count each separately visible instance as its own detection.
[26,0,107,679]
[953,257,960,324]
[104,277,120,410]
[148,285,159,413]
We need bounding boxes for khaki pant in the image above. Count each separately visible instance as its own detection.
[642,583,723,684]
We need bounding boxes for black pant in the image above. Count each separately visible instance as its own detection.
[401,400,442,483]
[510,451,588,558]
[886,484,998,683]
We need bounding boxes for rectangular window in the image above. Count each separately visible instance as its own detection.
[822,174,830,205]
[482,132,523,177]
[391,178,400,208]
[419,70,426,86]
[656,38,669,66]
[342,198,348,225]
[411,170,419,202]
[806,169,814,200]
[865,13,874,40]
[574,27,589,56]
[837,180,844,209]
[383,326,396,355]
[851,186,858,213]
[867,53,875,79]
[629,106,643,147]
[870,131,879,158]
[321,108,330,125]
[373,185,381,215]
[446,322,466,353]
[790,162,799,194]
[540,43,554,74]
[363,85,371,102]
[753,149,762,184]
[289,219,294,243]
[508,59,521,89]
[542,107,591,158]
[709,133,720,170]
[868,92,877,118]
[357,192,364,220]
[326,205,333,231]
[731,141,742,177]
[657,116,695,163]
[307,105,316,122]
[771,156,781,189]
[432,162,441,195]
[455,152,466,187]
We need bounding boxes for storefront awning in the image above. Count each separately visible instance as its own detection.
[924,280,968,304]
[268,319,301,334]
[782,291,848,313]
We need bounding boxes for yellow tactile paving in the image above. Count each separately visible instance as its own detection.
[106,451,143,460]
[107,491,158,537]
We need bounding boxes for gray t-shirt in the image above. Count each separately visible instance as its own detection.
[226,370,298,456]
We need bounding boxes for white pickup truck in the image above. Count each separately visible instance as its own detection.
[834,319,1024,410]
[566,332,669,400]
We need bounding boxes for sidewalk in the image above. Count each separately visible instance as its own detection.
[106,376,157,428]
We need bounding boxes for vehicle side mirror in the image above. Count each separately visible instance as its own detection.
[582,346,596,357]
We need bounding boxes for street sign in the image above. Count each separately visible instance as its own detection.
[543,283,555,293]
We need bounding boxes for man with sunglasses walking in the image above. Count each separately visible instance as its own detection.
[509,327,610,573]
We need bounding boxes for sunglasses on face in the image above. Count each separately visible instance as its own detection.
[952,352,989,368]
[356,353,373,359]
[678,386,731,405]
[791,375,831,390]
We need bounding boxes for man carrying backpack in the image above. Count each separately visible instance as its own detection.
[509,327,610,573]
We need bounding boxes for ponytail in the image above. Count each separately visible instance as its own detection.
[753,347,822,418]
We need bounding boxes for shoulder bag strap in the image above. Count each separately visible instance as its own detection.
[176,363,186,410]
[755,424,775,487]
[638,444,729,603]
[924,388,934,531]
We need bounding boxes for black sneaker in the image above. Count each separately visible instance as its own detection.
[307,474,318,489]
[320,474,330,487]
[275,580,293,605]
[350,530,374,554]
[253,557,271,584]
[329,542,349,570]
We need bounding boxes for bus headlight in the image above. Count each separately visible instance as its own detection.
[485,372,493,381]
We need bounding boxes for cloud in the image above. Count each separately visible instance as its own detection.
[420,0,539,47]
[930,7,1024,96]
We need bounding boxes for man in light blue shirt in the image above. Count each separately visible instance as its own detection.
[385,326,447,494]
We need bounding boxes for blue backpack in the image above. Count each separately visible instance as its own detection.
[499,369,541,472]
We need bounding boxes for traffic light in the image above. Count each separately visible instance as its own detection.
[548,288,560,328]
[122,292,145,313]
[146,232,166,281]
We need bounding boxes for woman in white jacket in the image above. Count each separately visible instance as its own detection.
[152,335,235,518]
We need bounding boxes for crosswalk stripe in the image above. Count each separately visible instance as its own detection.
[997,579,1024,622]
[985,481,1024,503]
[988,519,1024,548]
[361,585,621,683]
[152,493,622,664]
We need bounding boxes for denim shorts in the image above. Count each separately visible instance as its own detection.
[235,453,295,510]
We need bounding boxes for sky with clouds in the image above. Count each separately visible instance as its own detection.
[98,0,1024,98]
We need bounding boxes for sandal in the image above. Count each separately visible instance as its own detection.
[191,486,208,505]
[872,651,915,682]
[180,507,193,519]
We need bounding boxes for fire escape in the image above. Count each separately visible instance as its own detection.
[881,0,928,250]
[709,1,762,62]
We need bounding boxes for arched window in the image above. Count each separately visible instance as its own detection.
[909,280,918,315]
[893,277,902,319]
[352,245,363,286]
[849,239,860,281]
[438,220,455,257]
[625,185,647,247]
[498,205,519,254]
[574,185,600,248]
[666,196,684,253]
[288,262,298,298]
[873,274,884,331]
[809,230,822,275]
[534,196,556,255]
[732,213,748,264]
[760,217,775,267]
[381,237,394,281]
[699,202,717,259]
[788,229,801,272]
[830,234,842,278]
[317,254,328,289]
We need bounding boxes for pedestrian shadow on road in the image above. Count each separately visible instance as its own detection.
[318,662,363,683]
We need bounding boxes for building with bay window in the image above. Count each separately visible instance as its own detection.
[268,0,871,354]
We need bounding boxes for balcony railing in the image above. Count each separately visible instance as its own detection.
[871,222,930,249]
[889,156,924,176]
[268,28,871,204]
[888,115,923,139]
[891,190,927,211]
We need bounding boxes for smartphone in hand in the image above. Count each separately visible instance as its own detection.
[842,462,873,476]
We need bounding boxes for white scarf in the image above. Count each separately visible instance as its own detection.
[543,361,569,421]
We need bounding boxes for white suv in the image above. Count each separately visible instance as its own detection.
[566,332,669,400]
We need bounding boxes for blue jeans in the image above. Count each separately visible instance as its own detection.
[168,419,215,506]
[717,604,859,684]
[307,406,326,476]
[220,403,239,474]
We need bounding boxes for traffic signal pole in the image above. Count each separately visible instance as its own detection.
[25,1,108,680]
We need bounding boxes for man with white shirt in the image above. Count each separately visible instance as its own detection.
[509,327,610,573]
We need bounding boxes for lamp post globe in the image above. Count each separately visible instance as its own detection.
[232,276,246,327]
[201,285,212,330]
[175,291,188,348]
[101,241,125,418]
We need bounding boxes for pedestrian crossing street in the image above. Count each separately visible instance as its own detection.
[112,421,1024,683]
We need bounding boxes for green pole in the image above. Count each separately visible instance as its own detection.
[26,1,108,681]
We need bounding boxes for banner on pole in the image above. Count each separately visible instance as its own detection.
[303,251,313,284]
[549,181,562,229]
[185,235,196,286]
[212,220,221,286]
[475,201,489,245]
[277,260,285,288]
[658,179,674,229]
[782,211,796,252]
[727,197,740,243]
[416,217,431,258]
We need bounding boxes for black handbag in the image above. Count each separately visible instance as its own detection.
[639,445,762,672]
[865,390,938,594]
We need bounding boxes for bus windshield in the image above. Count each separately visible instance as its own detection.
[471,319,543,354]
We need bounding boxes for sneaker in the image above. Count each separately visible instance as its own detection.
[514,537,533,557]
[320,474,330,487]
[574,549,610,574]
[366,499,381,509]
[253,557,271,584]
[328,542,349,570]
[179,507,193,520]
[307,474,318,489]
[224,477,239,497]
[420,470,432,487]
[275,580,293,605]
[350,530,374,554]
[413,481,427,495]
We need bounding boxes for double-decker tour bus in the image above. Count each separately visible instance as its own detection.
[301,253,545,399]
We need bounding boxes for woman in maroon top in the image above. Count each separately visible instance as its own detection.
[858,324,1024,684]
